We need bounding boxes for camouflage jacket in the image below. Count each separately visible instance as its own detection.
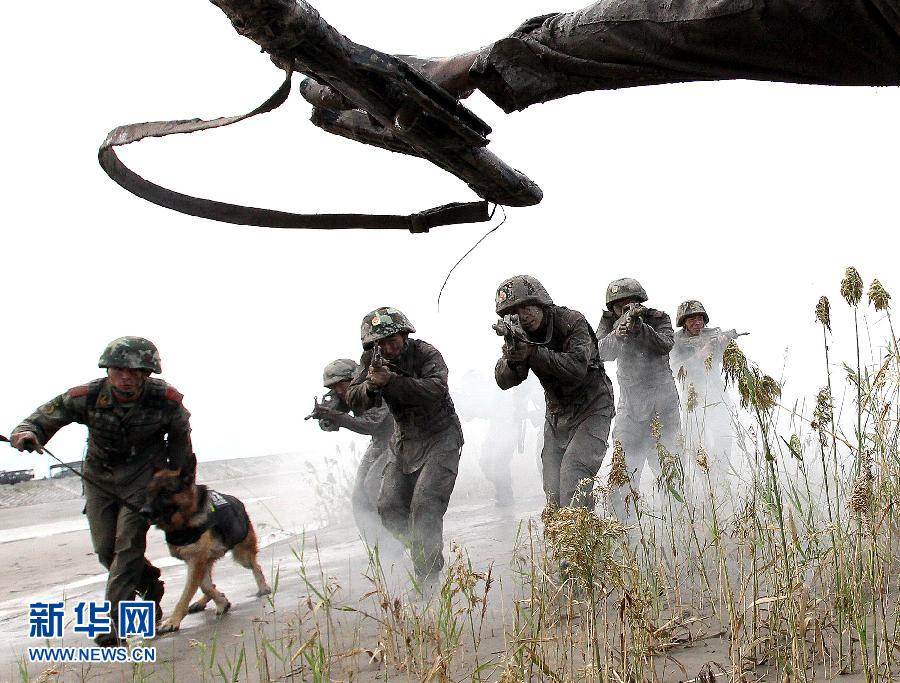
[317,390,394,452]
[597,307,679,421]
[496,305,614,419]
[13,377,193,472]
[347,338,462,443]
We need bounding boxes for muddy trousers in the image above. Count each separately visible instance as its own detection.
[541,409,612,509]
[351,443,391,545]
[378,456,459,580]
[84,470,163,626]
[607,407,680,518]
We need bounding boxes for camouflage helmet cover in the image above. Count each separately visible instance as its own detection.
[360,307,416,349]
[98,336,162,373]
[605,278,648,309]
[322,358,359,387]
[676,300,709,327]
[495,274,553,315]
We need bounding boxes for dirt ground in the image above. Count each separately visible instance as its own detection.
[0,454,868,682]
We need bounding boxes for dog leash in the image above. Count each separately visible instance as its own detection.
[0,434,143,514]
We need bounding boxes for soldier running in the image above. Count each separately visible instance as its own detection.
[309,358,395,545]
[346,308,464,585]
[597,279,680,517]
[10,337,193,646]
[494,275,614,510]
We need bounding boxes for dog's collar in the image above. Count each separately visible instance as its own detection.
[164,485,213,547]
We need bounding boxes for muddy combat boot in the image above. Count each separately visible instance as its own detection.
[137,562,165,624]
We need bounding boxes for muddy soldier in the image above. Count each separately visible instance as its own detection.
[597,279,680,517]
[670,300,742,478]
[309,358,395,545]
[327,1,900,113]
[346,308,463,584]
[10,337,192,645]
[494,275,614,510]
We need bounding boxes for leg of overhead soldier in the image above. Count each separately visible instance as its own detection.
[559,410,612,509]
[408,455,459,580]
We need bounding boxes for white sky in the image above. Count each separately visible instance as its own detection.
[1,0,897,474]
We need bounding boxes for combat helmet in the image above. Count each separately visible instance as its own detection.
[605,278,648,309]
[322,359,359,387]
[676,300,709,327]
[361,307,415,349]
[495,275,553,315]
[98,336,162,373]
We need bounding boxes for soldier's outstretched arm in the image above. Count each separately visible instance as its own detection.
[381,343,450,406]
[406,1,900,113]
[11,388,89,449]
[527,316,592,383]
[329,404,390,436]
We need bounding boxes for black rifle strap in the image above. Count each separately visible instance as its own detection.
[98,71,491,233]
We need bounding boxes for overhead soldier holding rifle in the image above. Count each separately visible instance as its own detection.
[8,337,193,646]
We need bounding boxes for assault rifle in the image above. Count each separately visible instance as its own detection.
[615,303,646,335]
[682,328,749,350]
[493,314,528,355]
[304,392,338,421]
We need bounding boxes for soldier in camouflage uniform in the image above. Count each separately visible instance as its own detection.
[10,337,193,646]
[346,308,464,583]
[670,301,741,479]
[597,279,680,517]
[310,358,395,545]
[494,275,614,510]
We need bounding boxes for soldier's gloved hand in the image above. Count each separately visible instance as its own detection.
[502,342,532,364]
[11,431,43,454]
[368,365,393,388]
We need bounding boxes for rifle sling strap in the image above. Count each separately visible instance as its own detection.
[98,71,491,233]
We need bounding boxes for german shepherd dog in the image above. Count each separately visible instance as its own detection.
[142,468,271,633]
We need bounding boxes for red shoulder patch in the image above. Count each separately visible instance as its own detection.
[67,385,90,398]
[165,387,184,403]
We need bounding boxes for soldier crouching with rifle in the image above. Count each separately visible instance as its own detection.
[307,358,395,546]
[9,337,193,646]
[494,275,614,510]
[597,279,680,520]
[346,308,463,586]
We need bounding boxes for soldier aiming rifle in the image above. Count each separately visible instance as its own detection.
[671,300,747,483]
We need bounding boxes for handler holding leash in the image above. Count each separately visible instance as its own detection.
[10,337,193,646]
